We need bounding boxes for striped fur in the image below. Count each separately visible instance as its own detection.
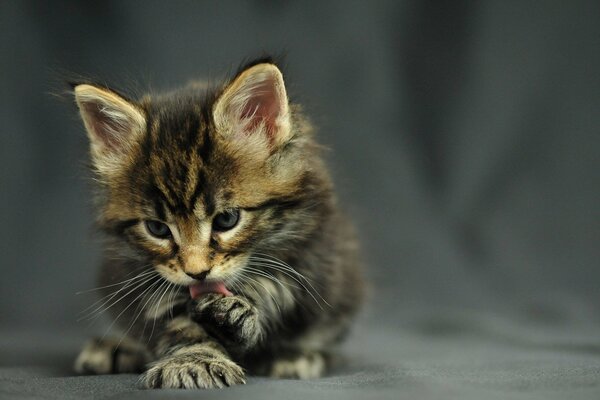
[73,59,365,389]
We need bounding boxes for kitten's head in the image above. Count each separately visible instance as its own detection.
[74,61,330,292]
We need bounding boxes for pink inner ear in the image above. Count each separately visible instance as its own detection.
[239,77,282,138]
[82,101,124,150]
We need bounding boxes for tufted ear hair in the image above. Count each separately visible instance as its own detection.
[213,63,292,149]
[73,84,146,173]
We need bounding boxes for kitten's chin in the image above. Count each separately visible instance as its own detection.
[189,281,233,299]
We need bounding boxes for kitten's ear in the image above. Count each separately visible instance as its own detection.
[73,84,146,167]
[213,63,291,148]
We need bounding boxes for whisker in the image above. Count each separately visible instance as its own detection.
[250,254,331,307]
[229,280,242,296]
[77,268,154,314]
[78,272,159,322]
[248,260,329,309]
[116,281,160,348]
[245,265,302,289]
[140,279,169,337]
[244,266,302,291]
[148,281,173,343]
[82,273,159,325]
[78,272,158,322]
[166,283,179,320]
[249,260,315,290]
[101,277,163,340]
[75,266,152,295]
[250,253,315,283]
[237,271,283,315]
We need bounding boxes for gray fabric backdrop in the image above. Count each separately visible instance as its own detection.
[1,1,599,399]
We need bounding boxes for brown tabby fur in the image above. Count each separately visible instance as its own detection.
[72,58,365,389]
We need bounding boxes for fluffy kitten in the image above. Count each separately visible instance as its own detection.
[72,58,365,389]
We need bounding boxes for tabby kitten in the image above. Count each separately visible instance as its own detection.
[72,58,365,389]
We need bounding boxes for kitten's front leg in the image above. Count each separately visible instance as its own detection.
[141,317,245,389]
[188,293,263,356]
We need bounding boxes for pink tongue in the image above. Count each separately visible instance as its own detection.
[189,281,233,299]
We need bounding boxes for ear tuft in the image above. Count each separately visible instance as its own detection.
[74,84,145,155]
[213,63,291,147]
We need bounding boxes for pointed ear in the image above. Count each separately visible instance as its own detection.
[74,84,146,169]
[213,63,291,148]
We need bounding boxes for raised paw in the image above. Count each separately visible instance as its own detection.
[141,346,246,389]
[74,337,150,375]
[189,294,262,352]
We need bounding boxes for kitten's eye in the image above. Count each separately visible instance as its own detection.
[212,209,240,232]
[144,220,172,239]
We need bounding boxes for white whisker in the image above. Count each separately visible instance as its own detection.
[166,283,181,320]
[249,254,331,308]
[116,280,161,348]
[148,281,173,342]
[75,266,152,295]
[140,279,169,337]
[237,271,282,315]
[244,266,302,291]
[77,268,154,314]
[101,277,163,340]
[79,272,159,322]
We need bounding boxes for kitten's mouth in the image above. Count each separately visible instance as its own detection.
[188,281,233,299]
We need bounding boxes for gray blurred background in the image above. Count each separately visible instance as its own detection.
[0,1,599,399]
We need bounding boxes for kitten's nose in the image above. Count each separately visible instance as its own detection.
[186,270,209,281]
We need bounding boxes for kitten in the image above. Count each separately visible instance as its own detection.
[72,58,365,389]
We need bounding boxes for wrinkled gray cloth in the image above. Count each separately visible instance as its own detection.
[2,319,600,399]
[1,1,599,399]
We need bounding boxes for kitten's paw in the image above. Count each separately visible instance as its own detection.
[74,337,150,375]
[270,351,327,379]
[190,294,262,351]
[142,347,246,389]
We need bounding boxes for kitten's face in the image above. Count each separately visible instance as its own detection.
[105,113,298,288]
[75,63,323,291]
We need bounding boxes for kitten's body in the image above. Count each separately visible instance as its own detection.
[73,59,364,388]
